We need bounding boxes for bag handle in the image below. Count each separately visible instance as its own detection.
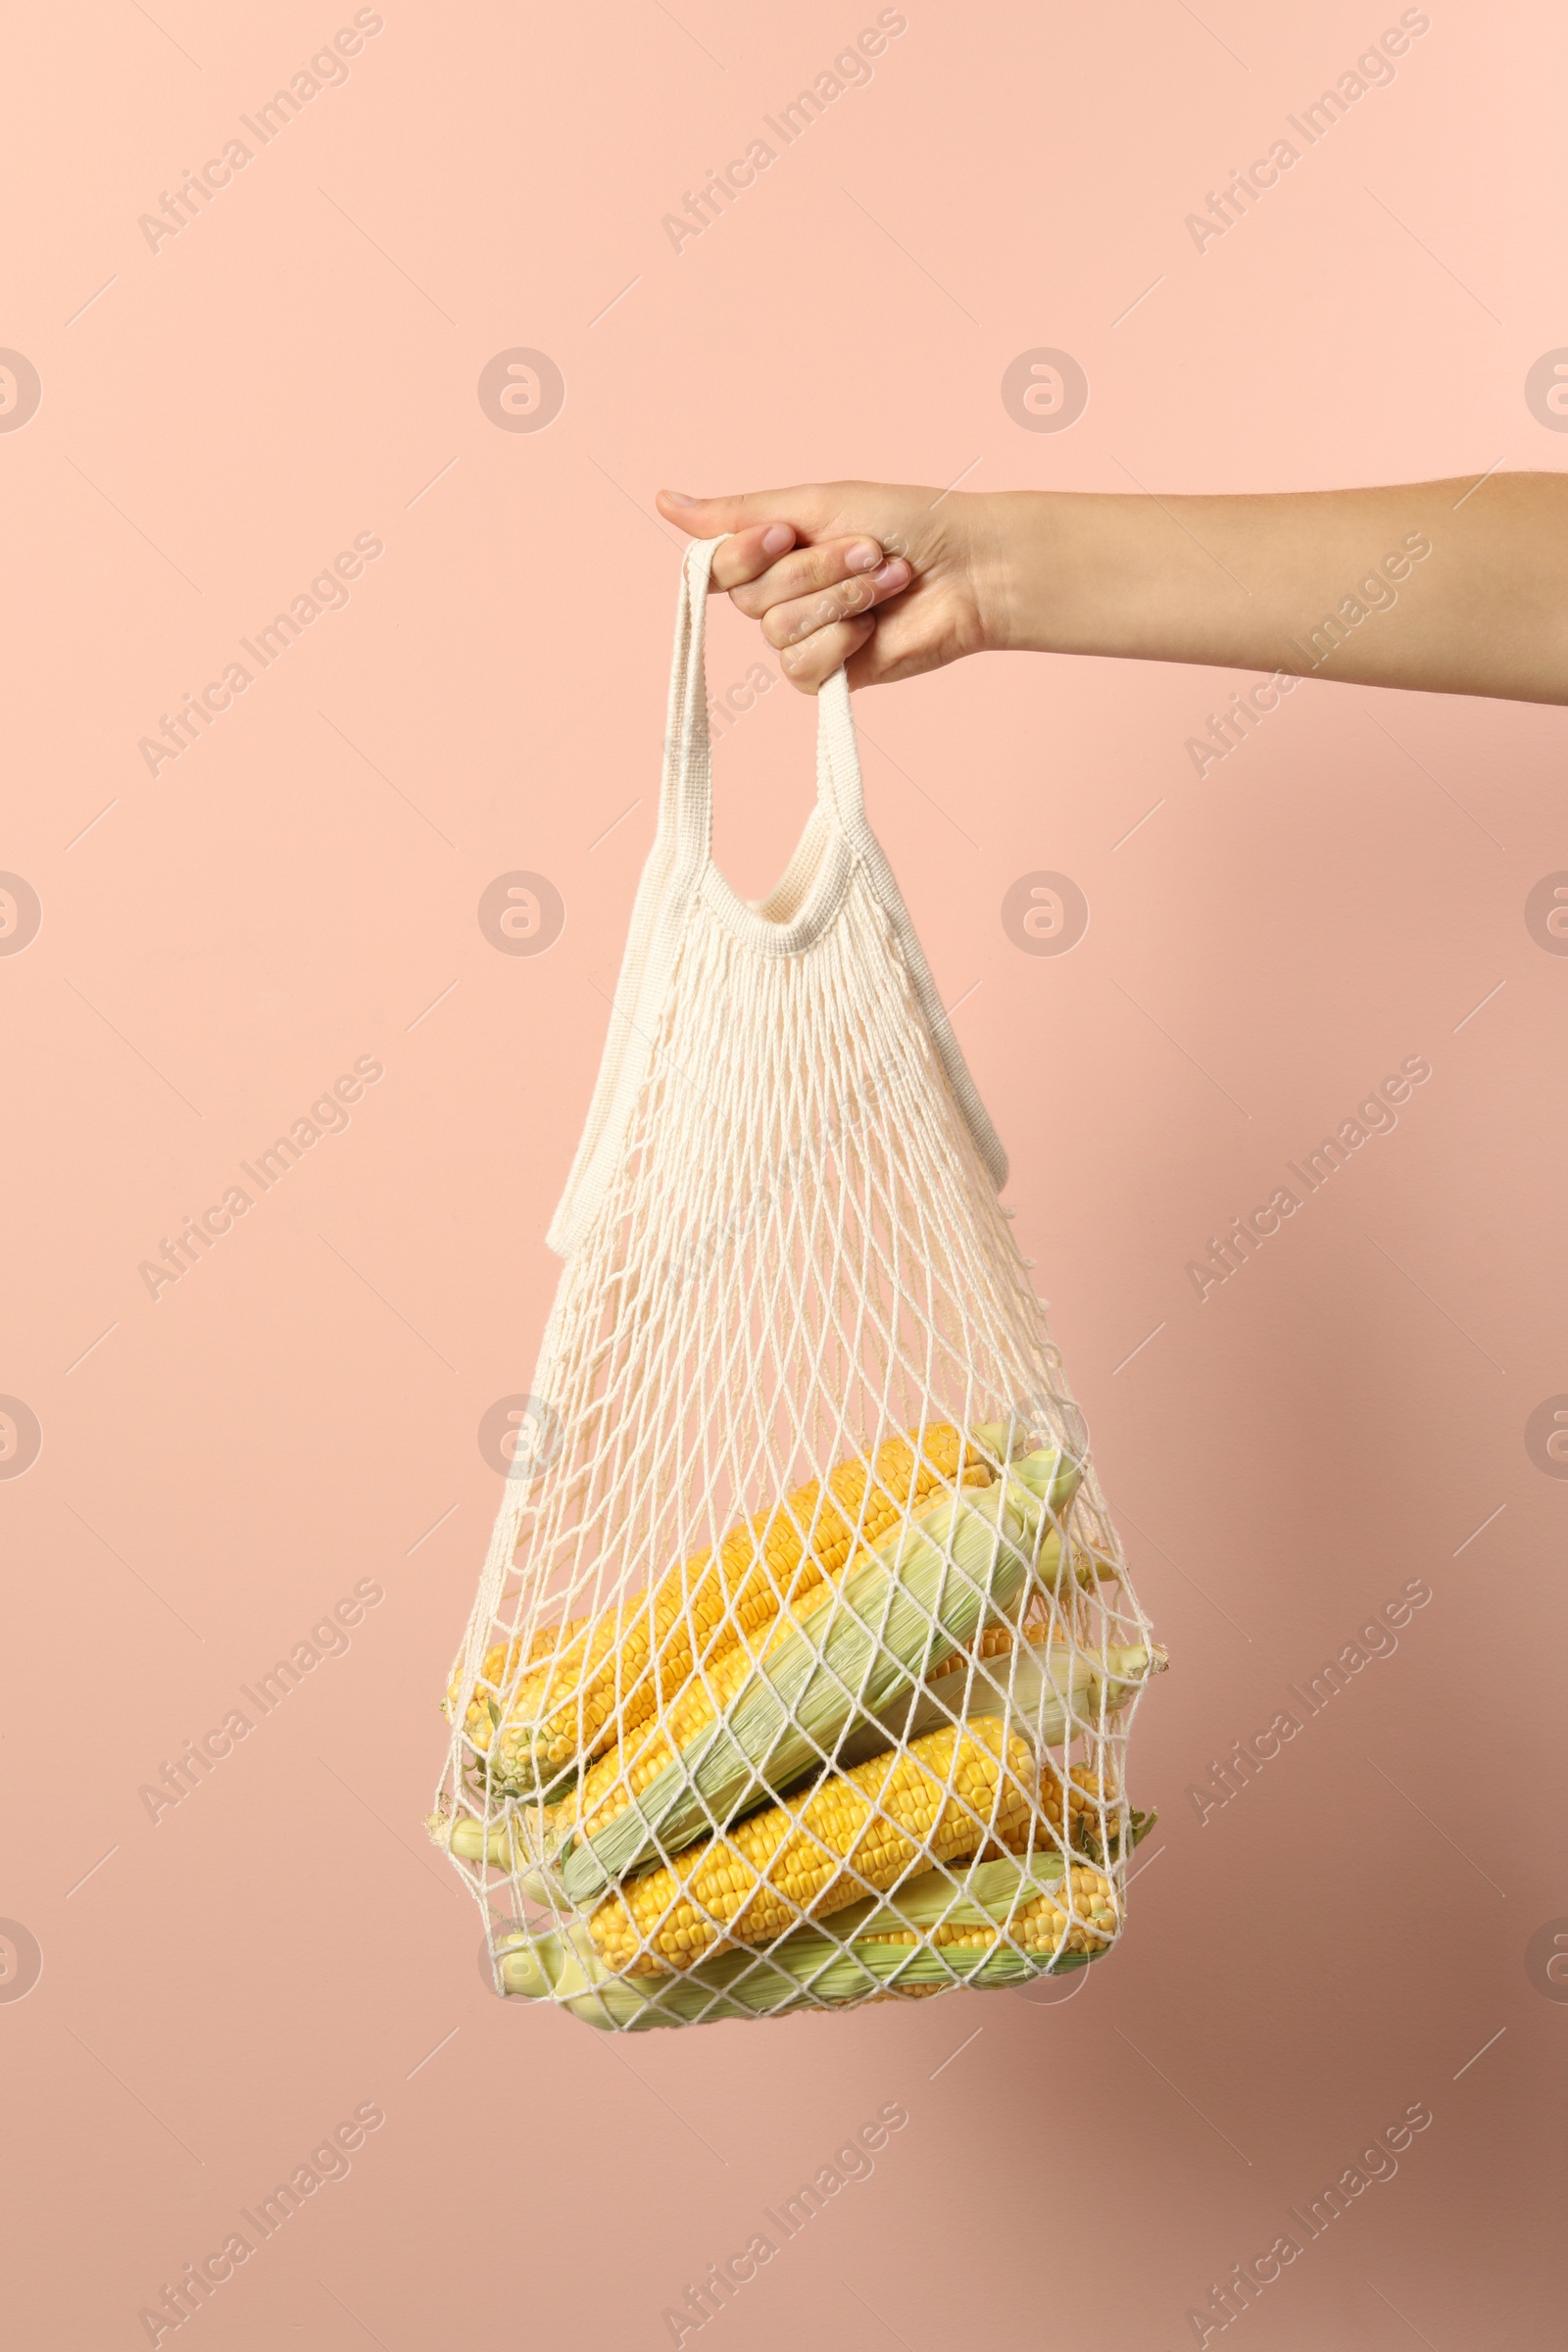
[660,536,867,867]
[547,535,1007,1257]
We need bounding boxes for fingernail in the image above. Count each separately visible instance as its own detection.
[761,524,793,556]
[662,490,698,507]
[872,558,910,590]
[846,540,882,572]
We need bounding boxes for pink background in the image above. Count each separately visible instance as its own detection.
[3,3,1563,2346]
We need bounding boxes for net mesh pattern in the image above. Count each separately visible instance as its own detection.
[432,548,1160,2031]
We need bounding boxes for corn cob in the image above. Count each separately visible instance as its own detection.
[848,1875,1116,2001]
[858,1862,1116,1959]
[551,1458,1076,1902]
[489,1843,1140,2028]
[465,1424,995,1794]
[444,1612,590,1736]
[583,1714,1038,1978]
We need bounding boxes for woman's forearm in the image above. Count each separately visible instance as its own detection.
[657,472,1568,705]
[984,475,1568,705]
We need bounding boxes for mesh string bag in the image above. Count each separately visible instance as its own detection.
[431,537,1164,2029]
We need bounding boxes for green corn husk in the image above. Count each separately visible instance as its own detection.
[493,1824,1155,2029]
[552,1451,1081,1905]
[838,1638,1167,1770]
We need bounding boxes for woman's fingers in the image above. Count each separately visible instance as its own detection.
[758,556,911,651]
[776,613,878,693]
[670,512,896,613]
[724,534,883,613]
[705,520,798,592]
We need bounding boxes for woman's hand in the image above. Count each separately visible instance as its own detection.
[661,472,1568,707]
[655,482,1005,695]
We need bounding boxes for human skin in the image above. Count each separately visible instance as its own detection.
[655,475,1568,707]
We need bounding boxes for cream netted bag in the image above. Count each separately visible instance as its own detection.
[431,537,1164,2029]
